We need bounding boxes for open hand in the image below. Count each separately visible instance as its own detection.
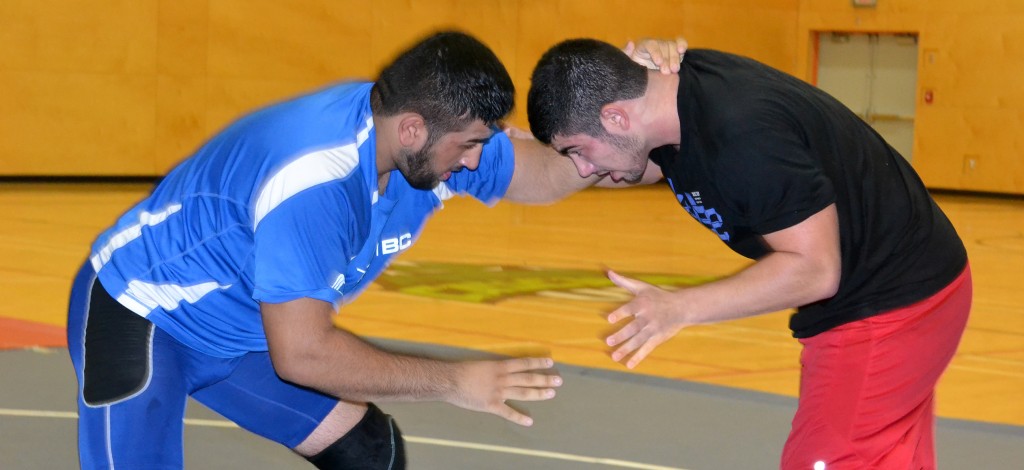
[623,37,688,74]
[450,357,562,426]
[605,270,689,368]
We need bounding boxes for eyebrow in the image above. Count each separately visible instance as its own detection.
[554,145,574,156]
[474,128,498,144]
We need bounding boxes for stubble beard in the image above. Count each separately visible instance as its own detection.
[399,143,441,190]
[607,133,648,184]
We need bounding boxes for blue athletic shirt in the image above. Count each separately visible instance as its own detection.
[88,82,515,357]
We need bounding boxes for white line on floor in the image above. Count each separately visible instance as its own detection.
[0,407,686,470]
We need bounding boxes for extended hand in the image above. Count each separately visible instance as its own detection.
[450,357,562,426]
[623,37,688,74]
[605,270,688,369]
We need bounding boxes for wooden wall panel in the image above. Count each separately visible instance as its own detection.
[2,0,1023,194]
[202,0,374,164]
[207,0,372,81]
[0,1,157,74]
[0,0,159,175]
[155,0,209,172]
[0,72,158,175]
[798,1,1024,194]
[682,0,799,73]
[369,0,519,74]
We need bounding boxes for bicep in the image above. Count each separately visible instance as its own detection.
[763,203,838,254]
[761,203,841,280]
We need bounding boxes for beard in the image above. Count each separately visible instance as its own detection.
[605,133,648,184]
[398,142,442,190]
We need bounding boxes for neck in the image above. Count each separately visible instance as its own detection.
[637,71,682,148]
[372,115,399,179]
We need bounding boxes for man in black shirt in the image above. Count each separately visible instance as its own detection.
[527,39,972,469]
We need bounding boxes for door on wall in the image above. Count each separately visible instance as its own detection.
[816,32,919,163]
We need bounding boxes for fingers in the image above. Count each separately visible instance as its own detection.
[607,269,644,294]
[663,37,688,74]
[497,404,535,427]
[623,40,636,56]
[625,37,687,74]
[501,360,563,402]
[495,358,562,426]
[606,316,645,363]
[625,341,659,369]
[504,368,563,389]
[503,384,558,402]
[622,39,657,70]
[606,312,642,346]
[675,37,689,55]
[607,321,661,369]
[606,301,632,323]
[639,38,672,74]
[498,357,562,399]
[648,39,673,74]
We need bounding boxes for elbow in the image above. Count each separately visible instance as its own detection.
[533,192,565,205]
[812,261,842,302]
[819,272,841,300]
[267,344,318,386]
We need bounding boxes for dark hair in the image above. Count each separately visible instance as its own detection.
[371,31,514,138]
[527,39,648,144]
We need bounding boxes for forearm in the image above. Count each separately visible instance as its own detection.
[275,325,459,403]
[262,292,561,425]
[672,250,840,326]
[504,137,599,204]
[263,298,463,403]
[673,204,841,325]
[606,205,840,367]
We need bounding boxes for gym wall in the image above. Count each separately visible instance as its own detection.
[0,0,1020,194]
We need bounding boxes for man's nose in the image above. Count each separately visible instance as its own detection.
[460,149,482,171]
[570,155,596,177]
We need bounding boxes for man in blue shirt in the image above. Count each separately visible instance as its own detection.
[67,31,614,469]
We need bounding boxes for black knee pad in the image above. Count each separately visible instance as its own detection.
[307,403,406,470]
[82,280,155,406]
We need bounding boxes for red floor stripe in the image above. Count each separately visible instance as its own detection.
[0,317,66,350]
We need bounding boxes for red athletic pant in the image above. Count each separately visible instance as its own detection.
[781,265,972,470]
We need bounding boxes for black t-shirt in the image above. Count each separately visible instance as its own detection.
[649,49,967,338]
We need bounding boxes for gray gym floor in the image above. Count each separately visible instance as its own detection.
[2,340,1022,469]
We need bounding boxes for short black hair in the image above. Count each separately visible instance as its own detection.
[371,31,514,137]
[527,39,648,144]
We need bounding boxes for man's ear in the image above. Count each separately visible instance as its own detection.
[600,105,630,133]
[397,114,427,149]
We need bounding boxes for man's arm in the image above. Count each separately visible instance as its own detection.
[603,203,841,368]
[261,297,561,426]
[501,132,664,203]
[501,136,599,204]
